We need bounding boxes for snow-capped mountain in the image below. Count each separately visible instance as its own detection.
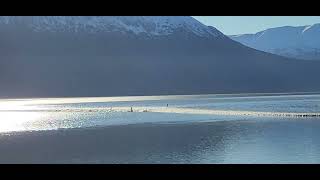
[1,16,320,98]
[0,16,224,38]
[230,24,320,60]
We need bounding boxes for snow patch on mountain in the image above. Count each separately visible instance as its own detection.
[230,23,320,60]
[0,16,224,38]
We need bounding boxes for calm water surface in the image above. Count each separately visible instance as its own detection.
[0,93,320,163]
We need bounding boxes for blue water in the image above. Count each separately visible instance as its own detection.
[0,93,320,133]
[1,93,320,163]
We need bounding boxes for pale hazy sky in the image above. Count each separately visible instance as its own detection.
[193,16,320,35]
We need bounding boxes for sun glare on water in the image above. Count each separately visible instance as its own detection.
[0,111,44,133]
[0,100,45,133]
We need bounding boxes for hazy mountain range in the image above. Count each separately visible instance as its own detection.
[1,16,320,98]
[230,24,320,60]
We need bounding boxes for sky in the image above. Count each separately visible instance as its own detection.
[193,16,320,35]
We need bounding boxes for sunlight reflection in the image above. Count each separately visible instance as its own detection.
[0,101,30,111]
[0,111,43,133]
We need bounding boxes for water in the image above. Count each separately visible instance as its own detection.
[0,93,320,163]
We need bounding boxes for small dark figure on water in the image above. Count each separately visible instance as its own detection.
[130,107,133,112]
[167,104,168,107]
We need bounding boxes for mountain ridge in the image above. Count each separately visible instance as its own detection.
[0,16,224,38]
[230,23,320,60]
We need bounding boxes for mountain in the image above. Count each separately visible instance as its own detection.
[230,24,320,60]
[0,16,226,56]
[0,16,223,37]
[1,16,320,98]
